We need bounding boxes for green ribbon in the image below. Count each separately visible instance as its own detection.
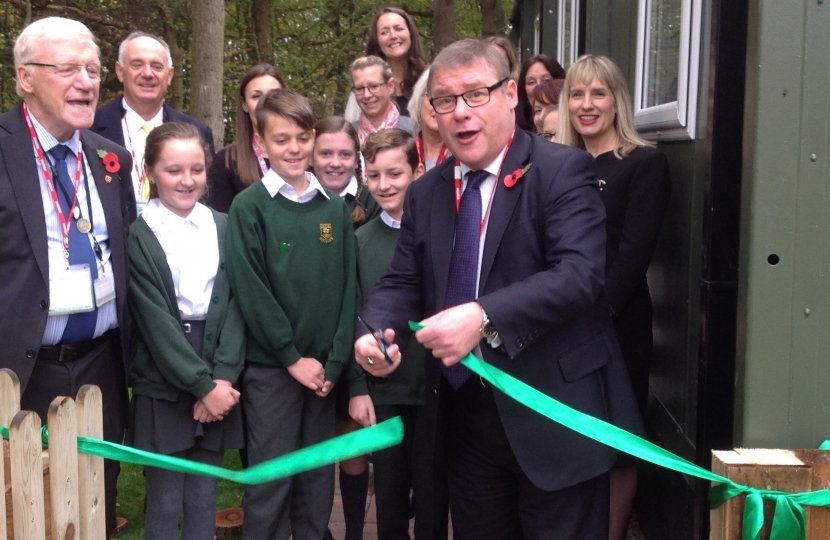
[0,416,402,485]
[407,320,830,540]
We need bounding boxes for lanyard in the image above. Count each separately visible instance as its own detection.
[251,136,269,175]
[454,130,514,234]
[23,103,84,263]
[415,133,449,168]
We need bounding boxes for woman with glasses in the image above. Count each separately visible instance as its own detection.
[350,56,413,147]
[206,64,284,213]
[560,54,671,540]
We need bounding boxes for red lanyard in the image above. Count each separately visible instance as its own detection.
[415,133,449,167]
[251,136,269,175]
[122,115,150,197]
[454,131,514,234]
[23,103,84,260]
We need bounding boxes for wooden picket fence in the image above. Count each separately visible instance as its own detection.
[1,368,106,540]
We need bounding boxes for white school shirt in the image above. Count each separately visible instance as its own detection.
[121,99,163,201]
[261,169,330,203]
[29,110,118,345]
[140,200,219,319]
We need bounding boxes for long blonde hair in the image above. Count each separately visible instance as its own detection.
[558,54,652,158]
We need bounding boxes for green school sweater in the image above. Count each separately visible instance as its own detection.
[349,216,425,406]
[226,182,356,382]
[128,210,246,401]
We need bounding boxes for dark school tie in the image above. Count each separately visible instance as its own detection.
[441,169,489,389]
[49,144,98,343]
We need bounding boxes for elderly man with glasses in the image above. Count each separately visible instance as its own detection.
[0,17,133,538]
[355,39,644,538]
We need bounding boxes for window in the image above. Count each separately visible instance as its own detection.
[634,0,702,140]
[557,0,579,68]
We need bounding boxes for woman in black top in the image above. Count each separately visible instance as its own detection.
[206,64,284,212]
[560,54,671,540]
[517,54,565,131]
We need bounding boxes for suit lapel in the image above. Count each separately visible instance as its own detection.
[1,105,50,283]
[430,165,456,310]
[82,133,125,271]
[479,129,532,294]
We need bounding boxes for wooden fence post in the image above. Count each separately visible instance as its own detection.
[75,385,105,539]
[10,410,45,540]
[47,397,79,540]
[1,369,21,540]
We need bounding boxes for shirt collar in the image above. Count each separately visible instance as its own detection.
[459,142,509,183]
[122,97,164,130]
[261,169,331,200]
[27,106,80,151]
[142,198,213,229]
[380,211,401,229]
[339,175,359,198]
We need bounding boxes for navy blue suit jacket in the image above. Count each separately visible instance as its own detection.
[360,127,644,491]
[91,97,216,156]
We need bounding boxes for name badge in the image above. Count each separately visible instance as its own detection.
[49,264,95,314]
[94,273,116,307]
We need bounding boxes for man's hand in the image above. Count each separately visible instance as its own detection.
[287,357,326,391]
[354,329,401,377]
[349,395,377,427]
[416,302,483,366]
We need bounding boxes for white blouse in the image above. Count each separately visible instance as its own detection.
[141,199,219,319]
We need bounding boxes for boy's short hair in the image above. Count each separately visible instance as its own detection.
[362,129,418,172]
[255,88,314,136]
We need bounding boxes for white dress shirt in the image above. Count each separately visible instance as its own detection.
[141,200,219,319]
[121,98,164,201]
[29,111,118,345]
[380,211,401,229]
[261,169,330,203]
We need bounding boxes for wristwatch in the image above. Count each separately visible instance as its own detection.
[480,308,496,340]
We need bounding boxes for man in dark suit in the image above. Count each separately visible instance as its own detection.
[91,31,214,215]
[0,17,134,538]
[355,39,643,538]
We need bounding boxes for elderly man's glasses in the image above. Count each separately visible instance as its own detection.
[430,78,509,114]
[352,82,387,95]
[26,62,107,81]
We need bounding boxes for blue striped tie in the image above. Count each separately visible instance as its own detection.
[49,144,98,343]
[441,169,489,388]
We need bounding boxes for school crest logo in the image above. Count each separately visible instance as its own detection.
[319,223,333,243]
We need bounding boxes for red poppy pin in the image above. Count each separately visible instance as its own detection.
[504,163,532,188]
[97,149,121,173]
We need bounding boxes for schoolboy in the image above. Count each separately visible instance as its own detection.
[225,88,356,540]
[348,129,430,538]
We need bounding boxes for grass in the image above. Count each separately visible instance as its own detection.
[114,450,245,540]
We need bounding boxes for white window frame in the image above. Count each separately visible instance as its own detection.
[556,0,579,68]
[634,0,702,141]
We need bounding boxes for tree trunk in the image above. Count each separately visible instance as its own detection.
[480,0,505,37]
[163,22,185,111]
[432,0,455,53]
[251,0,272,63]
[191,0,224,147]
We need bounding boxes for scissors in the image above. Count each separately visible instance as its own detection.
[357,316,395,365]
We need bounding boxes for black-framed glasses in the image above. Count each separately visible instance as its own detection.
[430,78,509,114]
[352,82,387,95]
[26,62,108,81]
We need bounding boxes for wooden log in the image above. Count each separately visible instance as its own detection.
[711,449,815,540]
[0,369,20,540]
[75,385,105,540]
[10,410,46,540]
[215,507,244,538]
[47,397,79,540]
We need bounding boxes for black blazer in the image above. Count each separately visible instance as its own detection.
[91,97,216,156]
[0,103,134,392]
[361,128,643,491]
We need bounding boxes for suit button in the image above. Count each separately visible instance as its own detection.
[27,349,37,359]
[39,300,48,310]
[212,296,219,304]
[205,332,213,340]
[219,262,225,270]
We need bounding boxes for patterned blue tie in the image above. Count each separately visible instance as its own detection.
[49,144,98,343]
[441,169,489,388]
